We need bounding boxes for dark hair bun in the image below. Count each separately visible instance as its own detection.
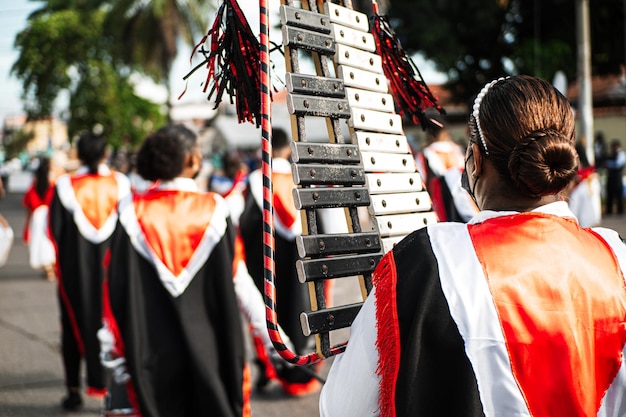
[508,129,578,197]
[77,132,107,174]
[136,132,185,182]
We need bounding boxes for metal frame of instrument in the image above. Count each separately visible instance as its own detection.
[261,0,437,365]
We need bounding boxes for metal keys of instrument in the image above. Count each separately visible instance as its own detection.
[328,1,437,245]
[279,0,438,358]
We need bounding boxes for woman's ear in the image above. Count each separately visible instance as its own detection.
[191,152,201,171]
[471,142,483,179]
[181,150,201,178]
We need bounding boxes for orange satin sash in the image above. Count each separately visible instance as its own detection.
[71,175,119,230]
[133,191,216,277]
[469,213,626,417]
[272,172,297,229]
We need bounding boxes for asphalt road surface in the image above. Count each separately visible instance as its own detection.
[0,190,364,417]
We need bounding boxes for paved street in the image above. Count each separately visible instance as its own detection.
[0,190,351,417]
[1,187,625,417]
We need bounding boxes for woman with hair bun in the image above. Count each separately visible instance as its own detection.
[320,75,626,417]
[101,124,251,417]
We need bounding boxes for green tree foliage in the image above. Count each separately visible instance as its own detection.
[11,7,164,148]
[68,60,165,149]
[101,0,212,113]
[3,129,34,161]
[385,0,626,104]
[12,9,93,118]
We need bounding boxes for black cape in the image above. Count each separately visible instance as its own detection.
[49,171,130,393]
[238,166,320,393]
[105,188,247,417]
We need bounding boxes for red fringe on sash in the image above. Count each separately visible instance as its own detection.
[373,252,401,417]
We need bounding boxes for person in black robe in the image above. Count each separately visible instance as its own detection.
[605,139,626,215]
[101,124,248,417]
[238,128,321,396]
[49,131,131,410]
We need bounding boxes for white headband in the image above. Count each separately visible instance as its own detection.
[472,77,508,155]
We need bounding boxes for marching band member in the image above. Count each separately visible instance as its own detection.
[49,131,131,410]
[415,112,478,222]
[320,76,626,417]
[239,127,321,396]
[208,149,249,228]
[23,156,63,280]
[101,124,250,417]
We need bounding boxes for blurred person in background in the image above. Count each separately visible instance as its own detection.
[22,155,66,280]
[0,170,5,199]
[239,127,322,396]
[0,160,10,267]
[594,131,608,171]
[101,124,250,417]
[49,130,131,411]
[415,111,478,222]
[605,139,626,215]
[0,212,13,268]
[566,136,602,227]
[208,149,249,228]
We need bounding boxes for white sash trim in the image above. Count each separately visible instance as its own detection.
[249,169,264,212]
[431,204,626,417]
[28,205,56,269]
[56,172,131,244]
[154,177,199,192]
[75,164,112,176]
[429,222,531,417]
[594,227,626,417]
[249,166,302,240]
[118,192,229,298]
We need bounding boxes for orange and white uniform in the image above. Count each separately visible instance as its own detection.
[321,201,626,417]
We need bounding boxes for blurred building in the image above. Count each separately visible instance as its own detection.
[4,73,625,164]
[405,74,626,151]
[2,114,69,157]
[567,73,626,146]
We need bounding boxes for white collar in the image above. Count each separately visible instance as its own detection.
[75,164,111,176]
[425,141,461,152]
[272,158,291,174]
[468,201,578,224]
[155,177,199,192]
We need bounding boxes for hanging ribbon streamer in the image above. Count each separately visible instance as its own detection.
[182,0,261,126]
[369,1,445,128]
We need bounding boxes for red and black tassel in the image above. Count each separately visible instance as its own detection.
[369,2,445,129]
[182,0,261,126]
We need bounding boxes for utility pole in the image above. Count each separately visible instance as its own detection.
[576,0,594,165]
